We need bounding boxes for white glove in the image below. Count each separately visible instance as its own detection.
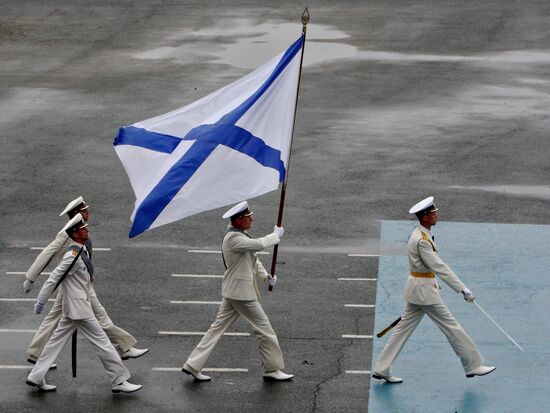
[23,278,34,293]
[34,302,45,314]
[273,226,284,238]
[462,287,475,303]
[268,274,277,287]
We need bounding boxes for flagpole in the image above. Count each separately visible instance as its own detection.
[269,8,309,292]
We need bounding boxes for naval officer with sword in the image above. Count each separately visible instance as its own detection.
[372,196,495,383]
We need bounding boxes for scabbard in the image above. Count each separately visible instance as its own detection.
[72,331,77,377]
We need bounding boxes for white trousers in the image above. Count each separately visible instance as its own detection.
[27,315,130,386]
[374,302,484,375]
[27,291,136,360]
[185,298,284,373]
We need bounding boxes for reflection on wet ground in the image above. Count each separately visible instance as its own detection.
[279,239,407,256]
[450,185,550,200]
[130,17,550,71]
[131,20,356,68]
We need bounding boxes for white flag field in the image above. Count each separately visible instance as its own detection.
[113,36,304,237]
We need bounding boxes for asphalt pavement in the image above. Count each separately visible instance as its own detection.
[1,1,550,412]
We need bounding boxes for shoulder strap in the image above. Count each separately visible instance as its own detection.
[420,231,436,252]
[52,246,83,293]
[221,228,251,269]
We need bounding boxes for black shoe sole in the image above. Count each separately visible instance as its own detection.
[112,386,142,394]
[372,373,402,383]
[466,367,496,378]
[26,379,56,392]
[182,367,211,381]
[263,376,293,381]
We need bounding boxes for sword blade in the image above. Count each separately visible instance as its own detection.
[474,301,524,352]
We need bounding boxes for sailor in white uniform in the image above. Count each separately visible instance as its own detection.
[182,201,293,382]
[26,214,142,393]
[23,196,148,364]
[373,196,495,383]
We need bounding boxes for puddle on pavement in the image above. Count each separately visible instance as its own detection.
[130,17,550,71]
[131,19,359,68]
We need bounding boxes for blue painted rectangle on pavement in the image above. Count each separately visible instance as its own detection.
[369,220,550,413]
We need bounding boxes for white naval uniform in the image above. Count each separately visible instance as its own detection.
[374,226,484,376]
[185,228,285,373]
[27,242,130,386]
[25,231,136,360]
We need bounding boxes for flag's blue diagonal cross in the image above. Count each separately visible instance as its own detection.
[114,36,304,237]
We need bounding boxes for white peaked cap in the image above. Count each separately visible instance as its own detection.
[59,196,88,216]
[61,213,88,233]
[409,196,438,214]
[222,201,253,219]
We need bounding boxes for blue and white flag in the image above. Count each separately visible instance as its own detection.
[114,36,304,237]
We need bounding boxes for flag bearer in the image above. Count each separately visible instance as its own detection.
[182,201,293,381]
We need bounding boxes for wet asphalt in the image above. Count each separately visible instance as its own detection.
[1,1,550,412]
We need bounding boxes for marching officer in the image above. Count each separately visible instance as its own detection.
[27,214,142,393]
[23,196,148,365]
[182,201,293,381]
[372,196,495,383]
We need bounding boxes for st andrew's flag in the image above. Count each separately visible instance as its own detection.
[114,36,304,237]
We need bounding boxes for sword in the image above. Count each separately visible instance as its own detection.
[474,301,524,352]
[376,317,401,338]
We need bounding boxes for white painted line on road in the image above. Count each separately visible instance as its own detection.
[0,298,55,302]
[171,274,224,278]
[6,272,53,275]
[203,368,248,372]
[170,301,222,305]
[346,370,372,374]
[152,367,248,372]
[342,335,373,339]
[348,254,380,257]
[189,250,269,255]
[188,249,221,254]
[0,329,37,333]
[158,331,250,336]
[338,278,377,281]
[0,365,32,369]
[344,304,375,308]
[30,247,111,251]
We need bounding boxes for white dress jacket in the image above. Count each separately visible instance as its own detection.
[404,227,466,305]
[221,229,280,301]
[37,242,94,320]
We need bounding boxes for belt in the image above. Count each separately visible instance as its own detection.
[410,272,435,278]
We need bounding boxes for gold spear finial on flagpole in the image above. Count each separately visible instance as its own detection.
[302,8,310,30]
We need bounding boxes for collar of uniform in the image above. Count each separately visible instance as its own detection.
[419,225,434,240]
[227,225,249,235]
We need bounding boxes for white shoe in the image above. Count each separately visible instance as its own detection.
[372,371,403,383]
[27,358,57,370]
[466,365,496,378]
[182,363,211,381]
[263,370,294,381]
[26,378,56,391]
[120,347,149,360]
[111,381,143,393]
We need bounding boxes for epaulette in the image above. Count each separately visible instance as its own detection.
[420,231,436,252]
